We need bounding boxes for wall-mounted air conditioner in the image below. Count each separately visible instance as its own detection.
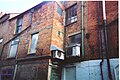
[67,44,81,57]
[52,50,64,60]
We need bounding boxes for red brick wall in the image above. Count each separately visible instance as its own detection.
[15,59,49,80]
[65,1,82,47]
[64,1,118,60]
[51,2,64,49]
[106,1,118,23]
[84,1,100,59]
[1,2,55,80]
[16,2,55,58]
[0,1,118,80]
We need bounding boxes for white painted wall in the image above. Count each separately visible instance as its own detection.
[62,58,119,80]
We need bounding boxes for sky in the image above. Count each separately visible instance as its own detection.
[0,0,43,13]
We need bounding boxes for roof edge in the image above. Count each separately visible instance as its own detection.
[9,1,50,21]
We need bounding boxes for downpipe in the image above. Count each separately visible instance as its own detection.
[102,0,113,80]
[81,1,84,58]
[97,1,104,80]
[13,64,17,80]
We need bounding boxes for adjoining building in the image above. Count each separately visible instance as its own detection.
[0,1,118,80]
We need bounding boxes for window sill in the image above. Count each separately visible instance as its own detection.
[7,57,15,60]
[27,53,36,56]
[65,21,77,27]
[13,33,20,36]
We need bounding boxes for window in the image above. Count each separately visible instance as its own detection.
[1,69,13,80]
[29,33,38,54]
[29,9,34,25]
[0,38,3,43]
[9,37,19,58]
[69,33,81,45]
[57,4,63,16]
[66,4,77,25]
[16,17,23,33]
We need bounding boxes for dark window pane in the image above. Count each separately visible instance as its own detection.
[2,70,6,74]
[75,33,81,44]
[69,33,81,45]
[7,69,13,74]
[17,18,23,26]
[16,17,23,33]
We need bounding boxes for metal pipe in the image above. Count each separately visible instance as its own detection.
[97,1,104,80]
[81,1,84,58]
[102,0,113,80]
[13,64,17,80]
[100,59,104,80]
[85,1,89,56]
[63,10,66,52]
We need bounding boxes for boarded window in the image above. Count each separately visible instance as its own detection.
[29,33,38,54]
[66,4,77,25]
[9,37,19,58]
[57,4,63,16]
[69,33,81,45]
[16,17,23,33]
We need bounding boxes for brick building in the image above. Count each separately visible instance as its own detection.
[0,1,118,80]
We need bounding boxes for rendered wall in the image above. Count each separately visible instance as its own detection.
[62,58,119,80]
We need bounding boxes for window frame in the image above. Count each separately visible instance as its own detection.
[65,3,77,26]
[15,16,23,34]
[8,37,20,58]
[28,32,39,54]
[68,33,82,46]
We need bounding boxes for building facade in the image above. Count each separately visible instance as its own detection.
[0,1,118,80]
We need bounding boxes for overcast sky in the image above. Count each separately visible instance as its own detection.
[0,0,43,13]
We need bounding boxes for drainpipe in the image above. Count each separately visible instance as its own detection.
[13,64,17,80]
[81,1,84,58]
[85,1,89,56]
[97,1,104,80]
[102,0,113,80]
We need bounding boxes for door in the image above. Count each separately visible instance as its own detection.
[65,67,76,80]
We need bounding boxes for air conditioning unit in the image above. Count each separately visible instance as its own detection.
[52,50,64,60]
[67,44,81,57]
